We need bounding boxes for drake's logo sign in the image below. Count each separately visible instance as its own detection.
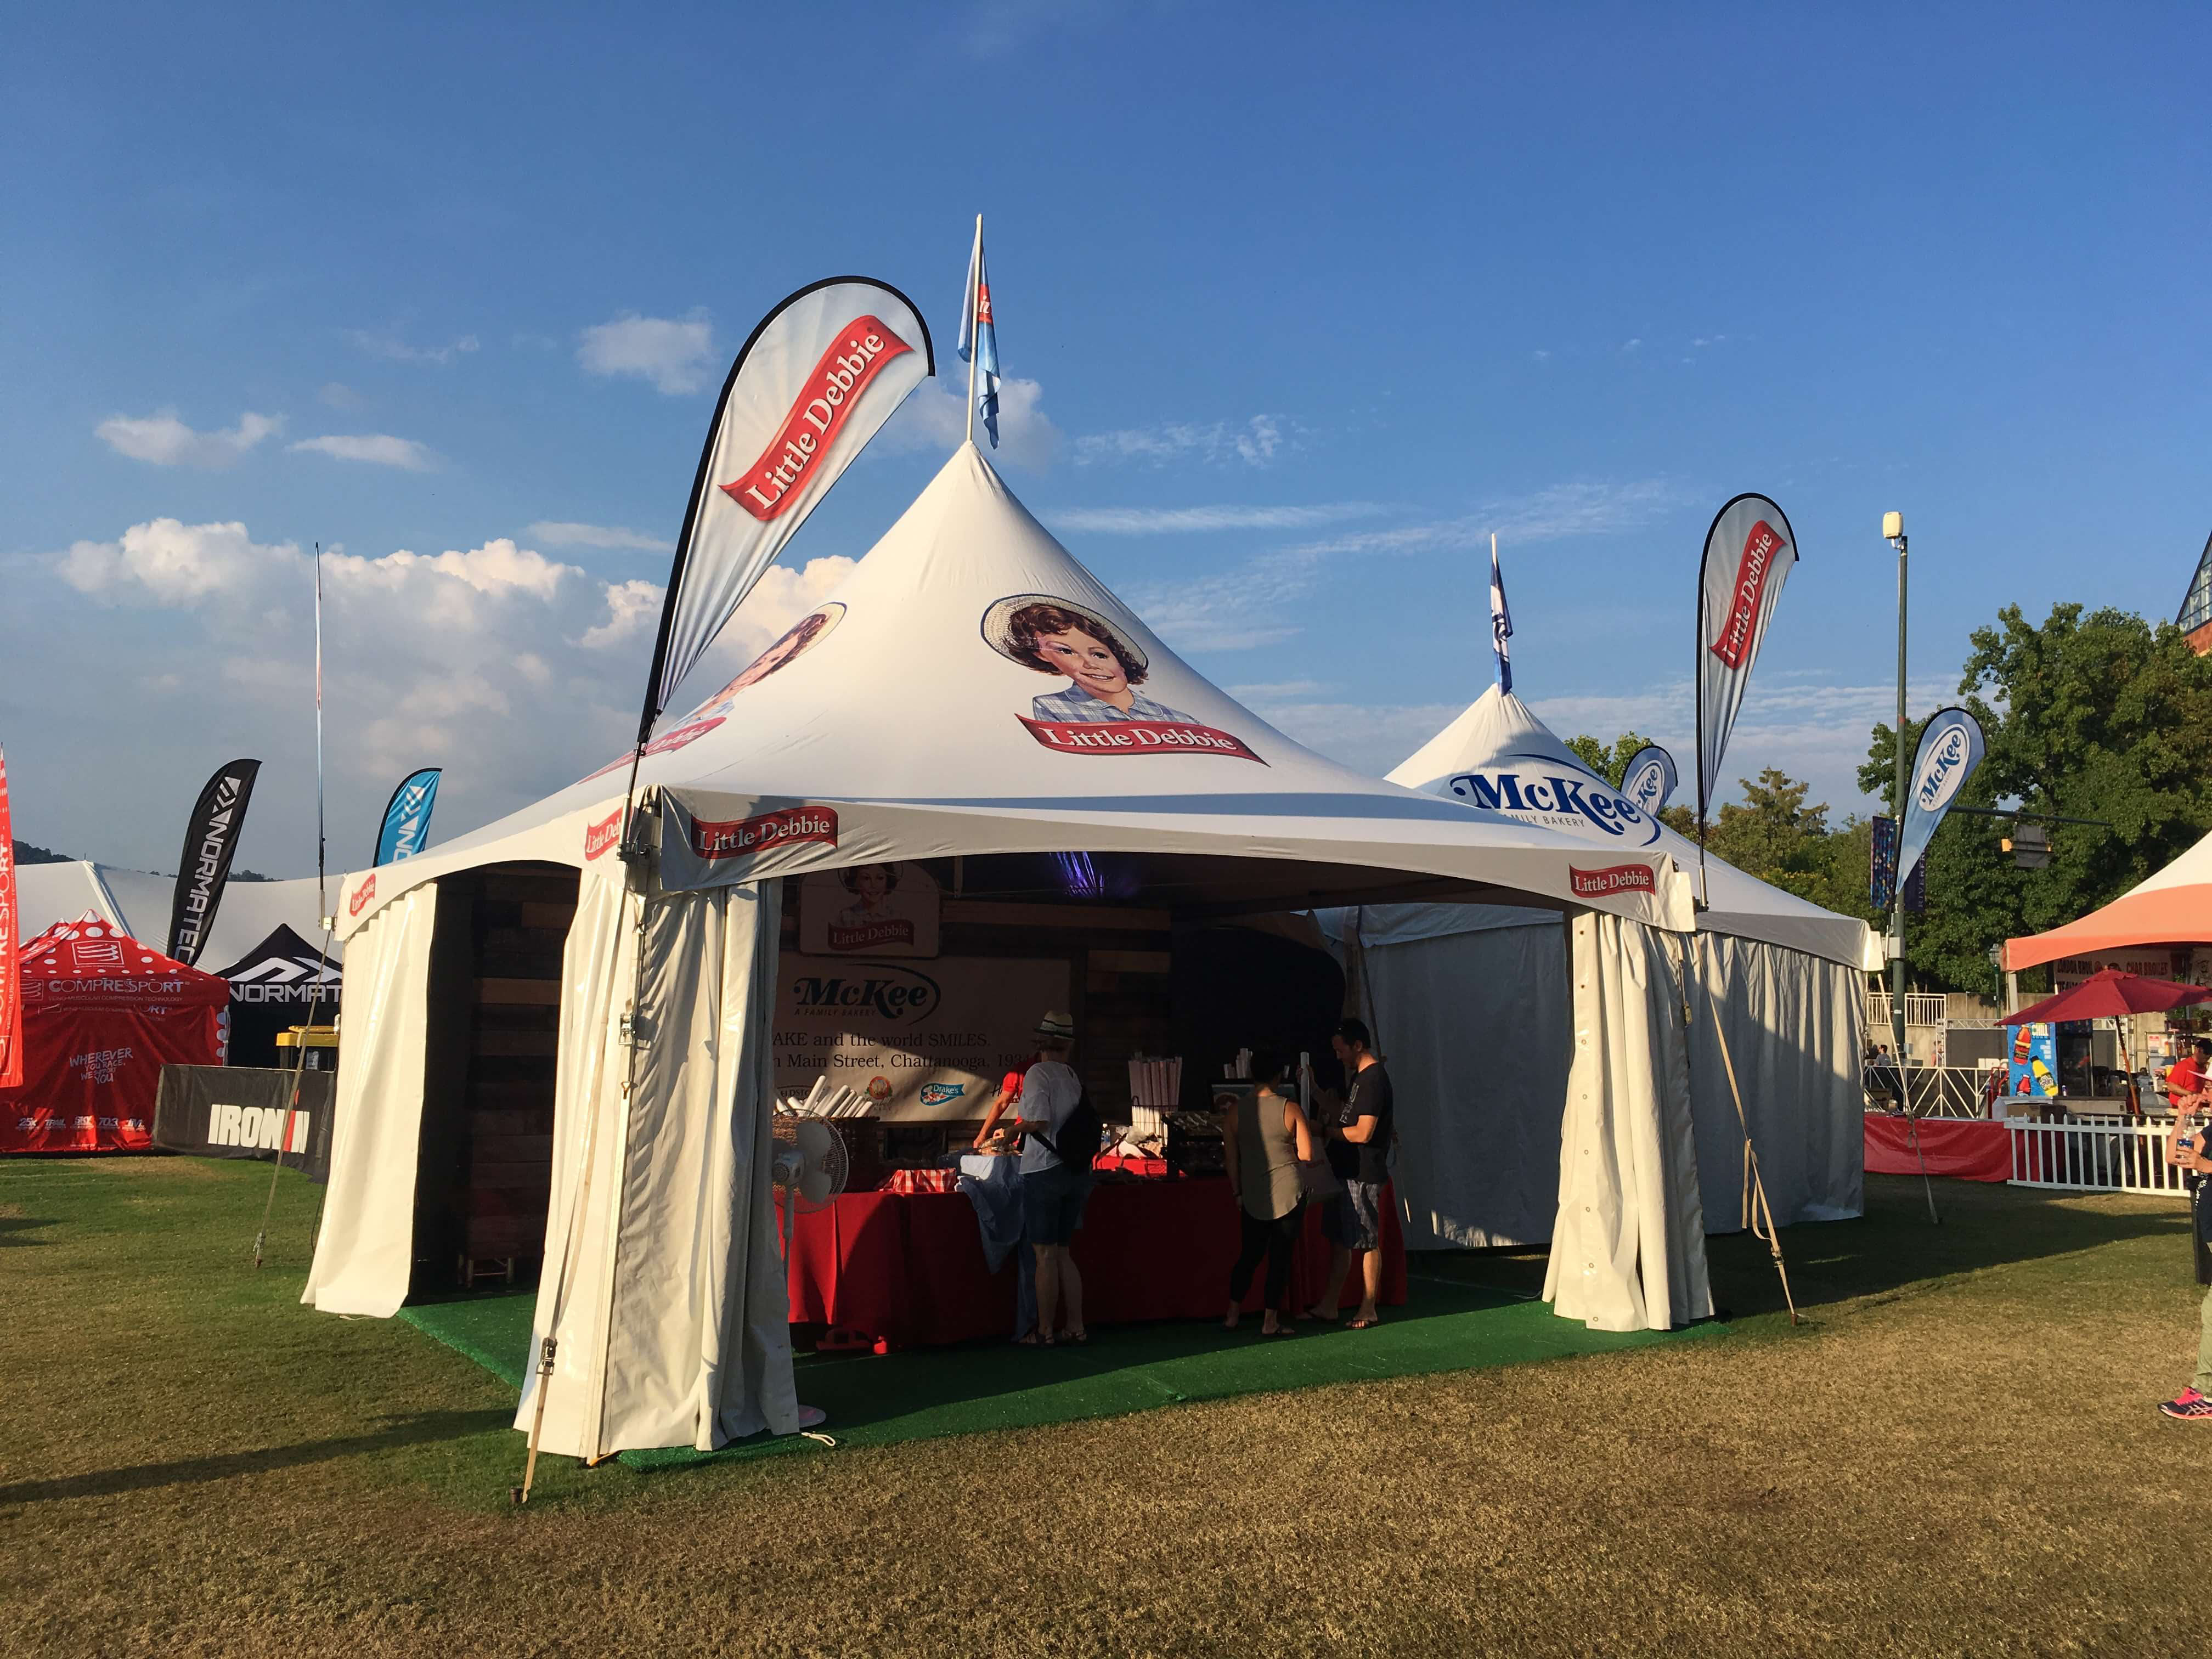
[721,319,915,521]
[689,806,839,862]
[347,875,375,918]
[1444,759,1662,847]
[1570,864,1656,899]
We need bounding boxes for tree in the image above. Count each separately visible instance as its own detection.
[1564,731,1658,788]
[1860,603,2212,991]
[1699,769,1878,919]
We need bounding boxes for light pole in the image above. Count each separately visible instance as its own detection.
[1883,511,1909,1071]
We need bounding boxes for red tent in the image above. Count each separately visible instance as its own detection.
[0,916,228,1154]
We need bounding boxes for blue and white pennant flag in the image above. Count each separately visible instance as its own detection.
[958,220,1000,448]
[1489,533,1513,693]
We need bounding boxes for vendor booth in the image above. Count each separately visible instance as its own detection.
[13,860,335,973]
[0,917,228,1153]
[206,924,343,1069]
[1324,687,1875,1250]
[304,444,1713,1464]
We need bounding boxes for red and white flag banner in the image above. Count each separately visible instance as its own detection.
[1694,493,1798,827]
[643,278,934,733]
[0,746,21,1090]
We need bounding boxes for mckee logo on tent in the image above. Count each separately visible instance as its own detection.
[721,319,915,521]
[1708,519,1787,669]
[787,964,940,1026]
[1570,863,1656,899]
[347,874,375,918]
[690,806,839,862]
[1444,758,1662,848]
[583,809,623,861]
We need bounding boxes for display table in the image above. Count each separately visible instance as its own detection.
[776,1176,1408,1348]
[1863,1114,2011,1182]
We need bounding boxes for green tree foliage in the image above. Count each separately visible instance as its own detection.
[1860,603,2212,991]
[1564,731,1657,788]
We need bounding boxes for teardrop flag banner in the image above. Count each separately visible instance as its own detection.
[1897,707,1985,894]
[1618,743,1678,816]
[374,767,442,866]
[639,278,934,741]
[164,758,261,967]
[1695,494,1798,832]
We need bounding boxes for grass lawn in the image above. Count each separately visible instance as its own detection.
[3,1156,2209,1657]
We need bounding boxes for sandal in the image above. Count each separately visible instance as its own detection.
[1062,1328,1089,1345]
[1345,1315,1380,1330]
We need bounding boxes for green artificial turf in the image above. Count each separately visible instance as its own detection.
[400,1266,1713,1469]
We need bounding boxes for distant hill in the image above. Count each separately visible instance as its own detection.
[8,842,275,881]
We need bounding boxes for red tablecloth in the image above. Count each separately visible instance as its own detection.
[1863,1114,2011,1182]
[777,1177,1407,1347]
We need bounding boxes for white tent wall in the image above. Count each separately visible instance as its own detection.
[1545,911,1712,1331]
[516,877,798,1461]
[300,883,437,1316]
[14,861,340,965]
[1688,932,1864,1228]
[1358,921,1571,1250]
[1336,918,1863,1250]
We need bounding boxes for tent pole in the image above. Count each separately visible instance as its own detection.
[1701,968,1798,1325]
[1898,1076,1942,1225]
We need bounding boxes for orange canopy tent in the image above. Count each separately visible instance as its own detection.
[2006,827,2212,972]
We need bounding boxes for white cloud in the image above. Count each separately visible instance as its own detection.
[1284,479,1692,559]
[581,579,663,649]
[349,329,480,365]
[1074,414,1286,469]
[1048,502,1386,535]
[524,521,674,554]
[58,518,291,604]
[290,433,437,471]
[578,311,716,395]
[95,410,280,469]
[961,0,1113,55]
[318,382,364,409]
[878,375,1061,471]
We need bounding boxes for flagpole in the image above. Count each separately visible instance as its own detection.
[965,215,982,448]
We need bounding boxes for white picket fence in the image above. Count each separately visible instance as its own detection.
[2006,1118,2194,1196]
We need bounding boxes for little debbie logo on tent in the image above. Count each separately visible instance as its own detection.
[1570,863,1656,899]
[689,806,839,862]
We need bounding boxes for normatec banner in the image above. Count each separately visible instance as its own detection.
[164,757,261,967]
[641,278,934,733]
[1694,495,1798,827]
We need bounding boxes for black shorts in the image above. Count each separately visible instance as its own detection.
[1022,1161,1094,1247]
[1322,1178,1385,1252]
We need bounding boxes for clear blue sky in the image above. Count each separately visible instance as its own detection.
[5,2,2208,875]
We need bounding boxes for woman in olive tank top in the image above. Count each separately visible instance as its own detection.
[1220,1052,1317,1335]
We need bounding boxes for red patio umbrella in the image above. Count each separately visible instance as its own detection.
[2002,969,2211,1114]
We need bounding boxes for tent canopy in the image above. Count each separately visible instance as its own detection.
[334,447,1696,938]
[13,861,338,966]
[1380,686,1875,971]
[2006,827,2212,972]
[17,916,229,1007]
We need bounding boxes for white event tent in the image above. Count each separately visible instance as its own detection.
[304,445,1714,1464]
[1324,686,1875,1251]
[13,860,336,967]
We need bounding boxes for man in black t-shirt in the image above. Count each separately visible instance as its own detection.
[1308,1017,1394,1328]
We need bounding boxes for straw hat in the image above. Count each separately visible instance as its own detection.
[1035,1011,1076,1040]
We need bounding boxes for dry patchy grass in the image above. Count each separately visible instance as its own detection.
[2,1159,2209,1657]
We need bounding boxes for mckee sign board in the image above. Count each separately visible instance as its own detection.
[771,953,1070,1121]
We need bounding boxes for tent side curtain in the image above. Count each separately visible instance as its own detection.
[517,876,797,1462]
[1688,934,1865,1228]
[301,882,438,1317]
[1544,911,1712,1331]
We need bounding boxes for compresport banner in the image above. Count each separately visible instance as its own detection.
[1695,495,1798,826]
[164,758,261,967]
[1898,707,1985,893]
[642,278,935,735]
[374,767,441,865]
[1618,744,1678,816]
[0,746,20,1090]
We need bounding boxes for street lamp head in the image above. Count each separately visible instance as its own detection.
[1882,510,1905,541]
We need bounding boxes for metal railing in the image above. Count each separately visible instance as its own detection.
[2006,1118,2193,1196]
[1867,991,1949,1028]
[1863,1065,1993,1119]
